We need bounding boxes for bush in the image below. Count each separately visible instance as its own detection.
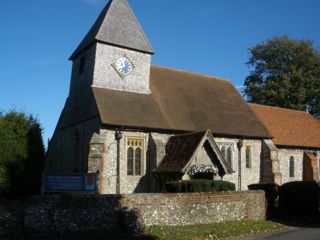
[248,183,279,203]
[214,180,236,191]
[248,183,279,217]
[165,180,235,193]
[0,167,10,195]
[279,181,319,215]
[0,110,45,197]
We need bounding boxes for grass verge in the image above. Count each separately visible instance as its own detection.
[0,220,285,240]
[147,220,285,240]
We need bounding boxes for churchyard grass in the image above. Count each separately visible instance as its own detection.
[147,220,285,240]
[0,220,285,240]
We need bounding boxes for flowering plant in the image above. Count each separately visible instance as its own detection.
[187,164,218,177]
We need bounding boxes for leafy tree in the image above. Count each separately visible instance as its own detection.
[244,36,320,118]
[0,110,45,197]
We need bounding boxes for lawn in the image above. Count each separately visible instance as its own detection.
[148,220,285,240]
[0,220,285,240]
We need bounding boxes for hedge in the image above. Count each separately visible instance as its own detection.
[279,181,319,214]
[248,183,279,217]
[248,183,279,202]
[165,180,235,193]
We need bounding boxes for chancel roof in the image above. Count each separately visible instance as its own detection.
[92,65,271,138]
[250,103,320,149]
[70,0,154,60]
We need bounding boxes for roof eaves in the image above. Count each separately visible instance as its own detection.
[276,144,320,150]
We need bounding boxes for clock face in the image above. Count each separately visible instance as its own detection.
[115,57,133,75]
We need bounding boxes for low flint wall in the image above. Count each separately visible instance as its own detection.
[1,190,265,236]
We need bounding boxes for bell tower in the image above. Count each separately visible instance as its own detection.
[69,0,154,95]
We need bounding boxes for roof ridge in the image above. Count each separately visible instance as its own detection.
[151,64,231,83]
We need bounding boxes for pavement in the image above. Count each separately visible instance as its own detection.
[237,226,320,240]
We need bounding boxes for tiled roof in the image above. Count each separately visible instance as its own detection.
[250,103,320,149]
[155,130,233,174]
[92,65,271,138]
[70,0,154,60]
[156,131,206,173]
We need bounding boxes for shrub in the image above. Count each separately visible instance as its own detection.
[0,167,10,195]
[248,183,279,217]
[279,181,319,215]
[165,181,182,193]
[214,180,236,191]
[248,183,279,203]
[0,110,45,197]
[165,180,235,193]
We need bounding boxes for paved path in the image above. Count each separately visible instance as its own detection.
[238,227,320,240]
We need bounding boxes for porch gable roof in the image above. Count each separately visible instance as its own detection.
[155,130,233,174]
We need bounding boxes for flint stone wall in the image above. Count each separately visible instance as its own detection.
[122,191,265,226]
[22,191,265,235]
[0,209,18,235]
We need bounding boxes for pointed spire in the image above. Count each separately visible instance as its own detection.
[70,0,154,60]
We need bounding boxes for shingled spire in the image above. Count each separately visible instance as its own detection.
[70,0,154,60]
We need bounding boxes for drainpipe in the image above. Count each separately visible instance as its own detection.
[115,130,123,194]
[237,139,244,191]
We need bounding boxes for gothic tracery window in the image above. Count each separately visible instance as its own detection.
[219,144,233,169]
[127,138,144,176]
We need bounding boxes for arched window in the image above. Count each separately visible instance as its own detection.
[227,147,232,167]
[126,138,144,176]
[127,147,134,175]
[221,146,226,159]
[135,147,142,175]
[289,156,294,177]
[246,146,251,168]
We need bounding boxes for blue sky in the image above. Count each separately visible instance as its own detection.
[1,0,320,145]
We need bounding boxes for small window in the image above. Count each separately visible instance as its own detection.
[79,55,86,75]
[289,156,294,177]
[246,146,251,168]
[227,147,232,168]
[221,146,226,159]
[127,138,144,176]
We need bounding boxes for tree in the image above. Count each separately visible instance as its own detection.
[244,36,320,118]
[0,110,45,197]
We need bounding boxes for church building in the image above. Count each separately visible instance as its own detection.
[46,0,320,194]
